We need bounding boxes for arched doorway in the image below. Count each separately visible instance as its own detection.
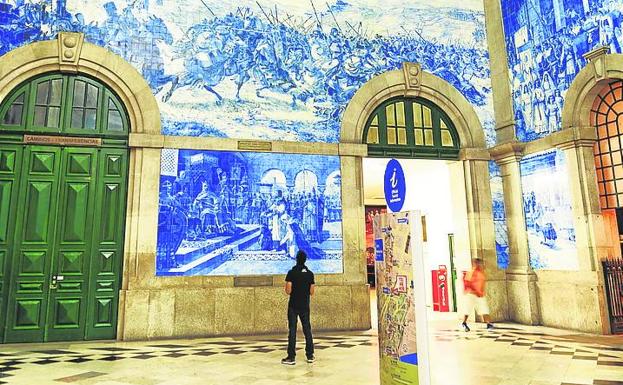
[339,63,500,327]
[361,95,468,314]
[0,72,130,343]
[591,79,623,334]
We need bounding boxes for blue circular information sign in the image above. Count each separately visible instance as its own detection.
[384,159,406,212]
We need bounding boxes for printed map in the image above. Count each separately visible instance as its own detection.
[374,212,419,384]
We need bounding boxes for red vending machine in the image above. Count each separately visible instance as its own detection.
[431,265,450,312]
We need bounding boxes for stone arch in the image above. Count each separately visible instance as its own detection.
[340,63,486,150]
[294,169,319,193]
[0,32,160,134]
[562,53,623,130]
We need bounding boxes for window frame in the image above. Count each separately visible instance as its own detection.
[0,73,129,138]
[363,96,460,160]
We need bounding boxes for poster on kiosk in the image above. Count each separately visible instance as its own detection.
[374,159,431,385]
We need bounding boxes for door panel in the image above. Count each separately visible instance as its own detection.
[4,146,61,343]
[86,148,128,339]
[0,144,23,342]
[46,148,97,342]
[2,145,127,343]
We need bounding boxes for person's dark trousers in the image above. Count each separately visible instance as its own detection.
[287,306,314,359]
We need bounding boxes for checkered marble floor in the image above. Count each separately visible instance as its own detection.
[0,323,621,385]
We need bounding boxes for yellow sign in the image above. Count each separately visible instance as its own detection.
[237,140,272,152]
[23,135,102,147]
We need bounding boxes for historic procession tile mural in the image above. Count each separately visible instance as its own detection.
[489,161,510,269]
[157,149,343,276]
[501,0,623,141]
[520,150,578,270]
[0,0,496,145]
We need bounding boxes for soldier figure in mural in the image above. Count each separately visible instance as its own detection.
[193,181,218,238]
[157,180,188,269]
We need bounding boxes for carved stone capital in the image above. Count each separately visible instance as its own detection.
[402,62,422,94]
[489,141,525,165]
[583,46,611,82]
[57,32,85,73]
[489,142,526,166]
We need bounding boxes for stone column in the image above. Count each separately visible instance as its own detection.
[492,143,541,325]
[459,149,508,320]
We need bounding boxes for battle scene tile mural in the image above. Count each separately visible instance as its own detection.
[0,0,496,145]
[520,149,578,270]
[501,0,623,141]
[157,149,343,276]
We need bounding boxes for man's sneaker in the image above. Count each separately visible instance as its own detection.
[486,323,494,330]
[461,322,471,332]
[306,355,316,363]
[281,357,295,365]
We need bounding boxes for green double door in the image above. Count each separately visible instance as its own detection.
[0,144,128,343]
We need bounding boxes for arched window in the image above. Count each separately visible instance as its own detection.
[363,97,460,159]
[0,73,128,136]
[592,80,623,209]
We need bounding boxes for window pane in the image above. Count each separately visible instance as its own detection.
[396,101,405,126]
[108,110,124,131]
[14,93,24,104]
[441,130,454,147]
[71,108,84,128]
[36,81,49,105]
[84,109,97,129]
[86,84,99,108]
[440,119,447,129]
[49,79,62,105]
[398,127,407,145]
[370,115,378,127]
[73,80,86,107]
[415,129,424,146]
[424,129,433,146]
[387,127,397,144]
[34,106,47,126]
[386,104,396,126]
[423,106,432,128]
[108,98,117,111]
[413,102,422,127]
[367,126,379,144]
[3,104,23,125]
[47,107,60,128]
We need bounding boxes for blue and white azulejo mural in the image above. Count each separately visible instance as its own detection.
[501,0,623,141]
[489,161,510,269]
[156,149,343,276]
[520,150,578,271]
[0,0,496,145]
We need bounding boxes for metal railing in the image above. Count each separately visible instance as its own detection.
[603,258,623,334]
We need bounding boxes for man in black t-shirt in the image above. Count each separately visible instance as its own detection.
[281,250,315,365]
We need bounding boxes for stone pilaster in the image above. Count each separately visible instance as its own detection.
[556,130,604,271]
[459,150,508,320]
[556,131,611,333]
[483,0,516,143]
[492,142,541,325]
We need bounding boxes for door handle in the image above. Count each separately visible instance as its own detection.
[50,275,64,290]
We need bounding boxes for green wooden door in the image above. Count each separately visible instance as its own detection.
[4,146,62,343]
[0,145,23,343]
[1,145,128,343]
[85,148,128,340]
[45,147,98,342]
[0,73,130,343]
